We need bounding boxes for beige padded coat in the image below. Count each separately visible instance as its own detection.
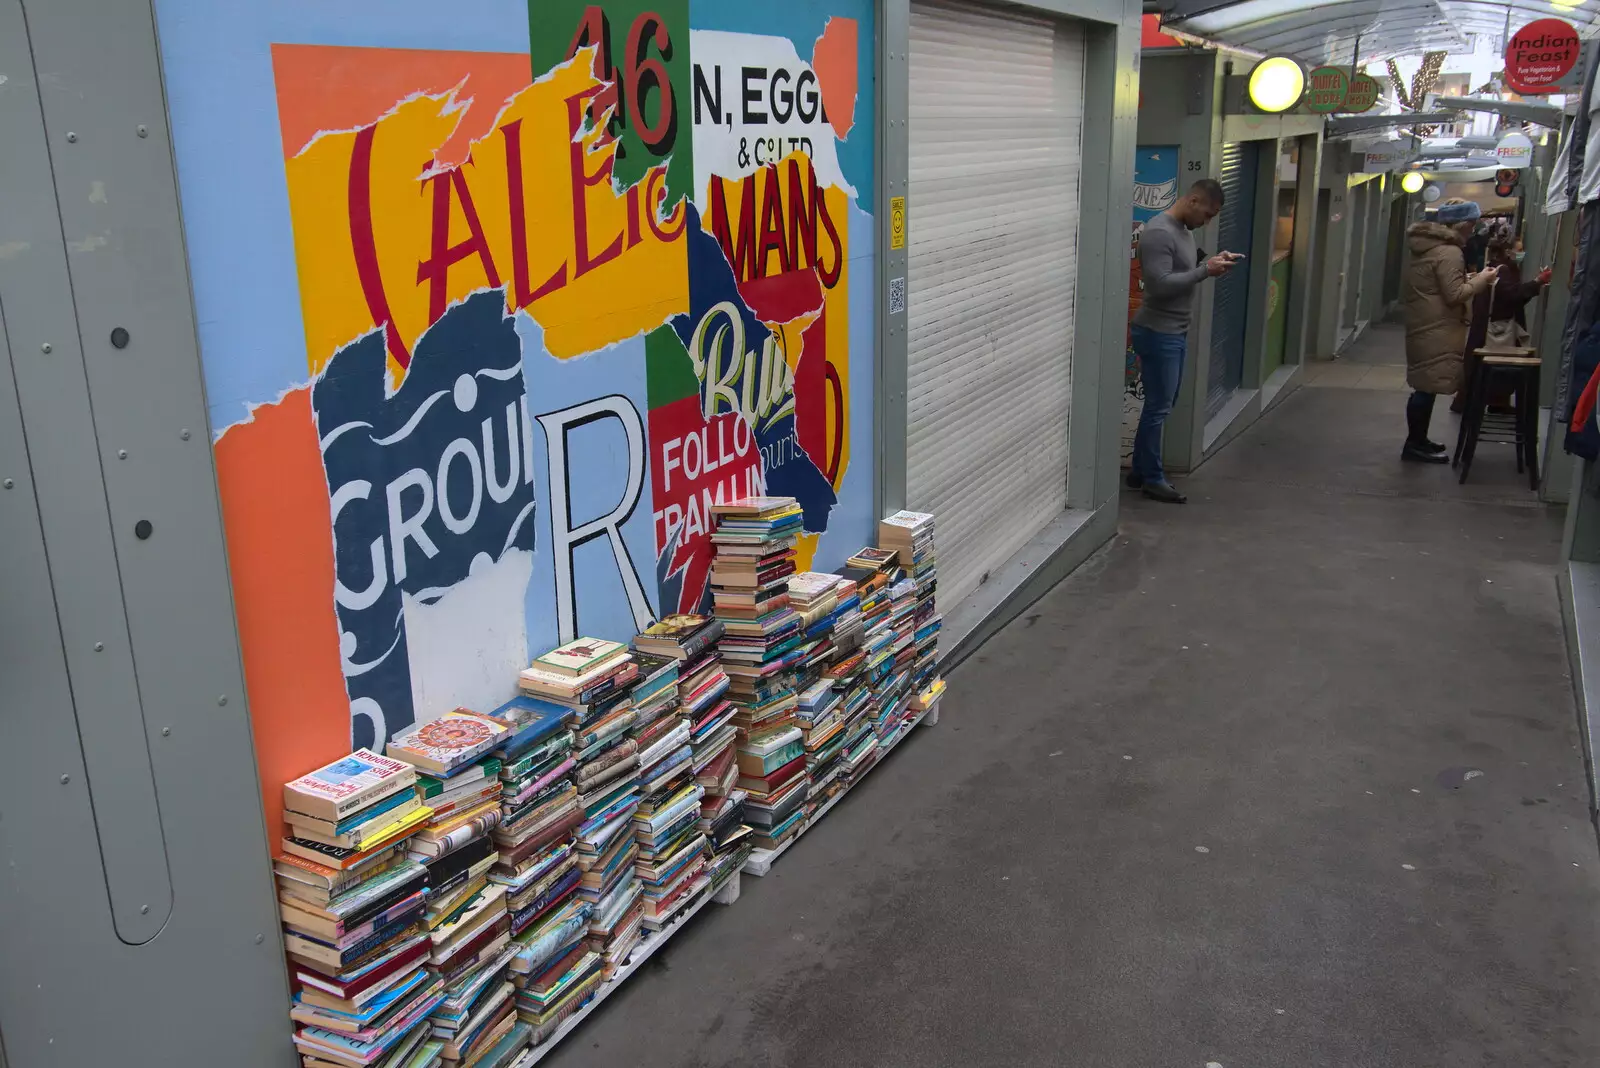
[1402,221,1492,395]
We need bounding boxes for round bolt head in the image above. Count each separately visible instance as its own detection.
[161,727,171,737]
[110,327,129,349]
[134,519,153,540]
[254,934,264,945]
[218,695,228,706]
[2,479,12,489]
[40,343,52,354]
[179,429,192,441]
[65,132,77,143]
[137,125,148,137]
[139,905,150,915]
[59,774,70,784]
[117,449,127,460]
[93,642,104,652]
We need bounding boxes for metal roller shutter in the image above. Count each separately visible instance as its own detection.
[906,0,1084,610]
[1207,141,1258,422]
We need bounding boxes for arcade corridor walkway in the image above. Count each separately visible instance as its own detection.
[551,327,1600,1068]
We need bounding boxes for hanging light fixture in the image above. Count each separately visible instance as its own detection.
[1400,171,1426,194]
[1248,56,1306,114]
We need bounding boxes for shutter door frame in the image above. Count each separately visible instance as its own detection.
[906,0,1086,611]
[1207,141,1258,422]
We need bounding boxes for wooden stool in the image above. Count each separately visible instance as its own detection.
[1453,347,1540,487]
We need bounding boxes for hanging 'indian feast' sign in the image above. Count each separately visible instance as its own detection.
[1504,18,1581,95]
[1306,66,1349,113]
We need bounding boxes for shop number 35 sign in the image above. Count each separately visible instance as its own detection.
[1505,18,1581,95]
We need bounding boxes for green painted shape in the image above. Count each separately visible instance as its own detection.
[529,0,694,205]
[1306,66,1350,114]
[1264,254,1291,373]
[646,323,699,409]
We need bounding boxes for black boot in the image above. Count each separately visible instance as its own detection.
[1402,442,1448,464]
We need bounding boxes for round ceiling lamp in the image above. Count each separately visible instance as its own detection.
[1248,56,1306,114]
[1400,171,1426,194]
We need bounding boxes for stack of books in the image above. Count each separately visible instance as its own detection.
[627,642,710,932]
[488,695,582,944]
[523,639,644,983]
[880,512,941,694]
[708,497,811,852]
[385,711,524,1065]
[279,751,443,1068]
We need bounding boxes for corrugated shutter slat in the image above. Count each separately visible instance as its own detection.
[907,0,1085,610]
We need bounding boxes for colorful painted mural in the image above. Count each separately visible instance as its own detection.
[1123,145,1180,460]
[153,0,875,841]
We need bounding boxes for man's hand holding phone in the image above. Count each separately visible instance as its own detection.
[1205,252,1242,277]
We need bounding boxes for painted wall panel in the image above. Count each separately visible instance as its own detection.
[153,0,876,842]
[1123,144,1180,461]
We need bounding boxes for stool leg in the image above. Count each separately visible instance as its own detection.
[1525,367,1541,490]
[1454,359,1480,468]
[1459,369,1486,485]
[1514,375,1526,474]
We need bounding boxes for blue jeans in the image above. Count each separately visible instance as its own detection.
[1131,325,1186,485]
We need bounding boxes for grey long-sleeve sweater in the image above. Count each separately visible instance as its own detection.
[1133,212,1207,335]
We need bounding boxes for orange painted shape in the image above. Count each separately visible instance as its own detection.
[214,388,350,857]
[270,43,531,166]
[812,18,858,141]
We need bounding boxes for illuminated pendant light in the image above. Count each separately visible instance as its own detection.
[1248,56,1306,113]
[1400,171,1426,194]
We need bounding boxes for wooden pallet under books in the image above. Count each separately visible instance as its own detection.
[742,695,941,879]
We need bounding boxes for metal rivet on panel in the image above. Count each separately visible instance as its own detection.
[180,429,192,441]
[254,934,264,945]
[161,727,171,737]
[117,449,127,460]
[140,905,150,915]
[93,642,103,652]
[65,132,77,143]
[110,327,129,349]
[40,343,51,354]
[218,695,229,706]
[2,479,11,489]
[137,125,148,138]
[134,519,153,539]
[59,774,70,784]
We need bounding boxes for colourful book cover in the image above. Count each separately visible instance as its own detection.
[285,749,417,820]
[386,710,509,774]
[531,637,628,678]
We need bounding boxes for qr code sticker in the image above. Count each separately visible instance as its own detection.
[889,276,906,316]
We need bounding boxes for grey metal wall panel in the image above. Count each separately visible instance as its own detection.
[0,1,291,1064]
[1207,140,1257,421]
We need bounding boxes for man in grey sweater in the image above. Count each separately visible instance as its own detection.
[1128,178,1240,503]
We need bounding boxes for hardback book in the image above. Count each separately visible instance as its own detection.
[710,496,801,519]
[632,615,726,661]
[530,637,629,679]
[283,822,427,871]
[285,798,428,852]
[387,711,510,776]
[847,546,899,571]
[286,750,418,823]
[518,660,639,705]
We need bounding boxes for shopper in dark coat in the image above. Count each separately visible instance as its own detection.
[1453,235,1553,412]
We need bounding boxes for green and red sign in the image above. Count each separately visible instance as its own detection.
[1306,66,1350,113]
[1504,18,1581,95]
[1342,72,1380,113]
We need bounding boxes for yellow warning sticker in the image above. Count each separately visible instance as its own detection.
[890,196,907,251]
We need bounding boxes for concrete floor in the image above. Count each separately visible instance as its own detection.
[548,360,1600,1068]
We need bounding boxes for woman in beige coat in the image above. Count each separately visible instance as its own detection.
[1401,198,1498,463]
